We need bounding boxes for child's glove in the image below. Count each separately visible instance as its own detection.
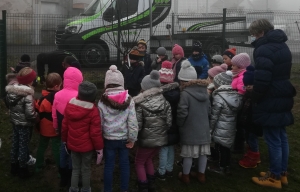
[96,150,103,165]
[63,142,71,155]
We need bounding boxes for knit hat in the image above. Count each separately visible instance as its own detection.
[178,60,197,81]
[208,64,228,78]
[231,53,251,69]
[213,71,233,88]
[21,54,30,62]
[129,49,143,60]
[243,65,255,86]
[211,55,223,64]
[141,70,161,90]
[223,47,236,59]
[137,39,147,48]
[192,41,202,53]
[78,81,98,102]
[156,47,167,56]
[172,44,184,57]
[159,61,174,83]
[105,65,124,88]
[17,69,37,85]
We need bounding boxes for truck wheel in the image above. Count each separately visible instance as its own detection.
[80,43,106,67]
[205,41,228,61]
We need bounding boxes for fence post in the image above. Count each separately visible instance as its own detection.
[0,10,7,98]
[222,8,227,51]
[172,13,175,36]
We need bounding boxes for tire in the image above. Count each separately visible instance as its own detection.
[80,43,107,67]
[204,40,229,61]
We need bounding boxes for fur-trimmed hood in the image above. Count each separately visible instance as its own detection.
[180,79,209,91]
[133,87,163,104]
[180,79,209,102]
[161,82,179,93]
[6,84,34,96]
[100,94,132,111]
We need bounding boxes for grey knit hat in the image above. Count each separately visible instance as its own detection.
[156,47,167,56]
[213,71,233,88]
[78,81,98,102]
[211,55,223,64]
[141,70,161,90]
[178,60,197,81]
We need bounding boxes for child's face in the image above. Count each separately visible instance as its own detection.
[231,63,239,71]
[193,51,200,55]
[158,55,165,60]
[174,54,182,60]
[223,55,232,65]
[137,44,146,52]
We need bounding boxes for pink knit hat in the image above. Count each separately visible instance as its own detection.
[172,44,184,57]
[208,64,228,78]
[231,53,251,69]
[159,61,174,83]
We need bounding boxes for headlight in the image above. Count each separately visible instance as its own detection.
[65,25,81,34]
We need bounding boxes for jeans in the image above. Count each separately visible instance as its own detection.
[60,141,72,169]
[135,147,160,181]
[11,125,32,168]
[247,132,259,152]
[36,135,60,168]
[70,151,93,192]
[104,140,129,192]
[158,145,174,175]
[263,126,289,178]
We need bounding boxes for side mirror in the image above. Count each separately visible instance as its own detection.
[166,24,171,29]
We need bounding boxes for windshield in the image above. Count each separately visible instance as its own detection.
[103,0,139,22]
[83,0,112,16]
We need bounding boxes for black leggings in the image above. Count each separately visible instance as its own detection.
[211,143,231,167]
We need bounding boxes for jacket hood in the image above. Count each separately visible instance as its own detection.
[133,87,166,112]
[65,98,94,120]
[180,79,209,102]
[161,82,180,102]
[214,85,242,110]
[252,29,288,48]
[161,82,179,92]
[100,94,132,111]
[63,67,83,90]
[6,84,34,104]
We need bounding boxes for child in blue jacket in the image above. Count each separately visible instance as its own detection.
[188,41,209,79]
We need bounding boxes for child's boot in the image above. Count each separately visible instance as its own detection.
[197,172,206,183]
[10,163,19,176]
[147,174,156,192]
[137,181,148,192]
[252,172,282,189]
[260,171,288,186]
[239,150,261,168]
[59,168,68,187]
[178,172,190,184]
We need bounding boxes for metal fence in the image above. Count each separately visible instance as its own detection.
[1,8,300,91]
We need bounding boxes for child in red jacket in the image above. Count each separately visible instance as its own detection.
[61,81,104,192]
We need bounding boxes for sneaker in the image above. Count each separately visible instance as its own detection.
[260,171,288,185]
[165,171,173,177]
[252,172,282,189]
[154,171,166,181]
[207,165,231,175]
[26,155,36,165]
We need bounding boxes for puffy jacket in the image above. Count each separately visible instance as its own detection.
[98,87,138,142]
[177,79,211,146]
[210,85,243,148]
[35,90,58,137]
[251,29,296,127]
[188,54,209,79]
[134,87,172,148]
[61,97,104,152]
[231,70,246,95]
[122,61,145,96]
[151,55,169,70]
[52,67,83,131]
[6,84,37,126]
[161,82,180,145]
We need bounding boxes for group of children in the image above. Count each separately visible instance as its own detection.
[4,40,264,192]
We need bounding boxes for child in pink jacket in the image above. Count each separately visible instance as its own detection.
[231,53,251,95]
[52,67,83,187]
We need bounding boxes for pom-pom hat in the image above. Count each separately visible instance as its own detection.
[141,70,161,90]
[178,60,197,81]
[172,44,184,57]
[223,47,237,59]
[208,64,228,78]
[213,71,233,88]
[105,65,124,88]
[159,61,174,83]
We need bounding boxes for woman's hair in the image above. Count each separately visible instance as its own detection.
[46,73,62,88]
[249,19,274,36]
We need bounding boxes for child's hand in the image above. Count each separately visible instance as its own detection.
[126,140,135,149]
[96,150,103,165]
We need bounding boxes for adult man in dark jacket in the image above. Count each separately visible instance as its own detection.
[37,50,78,83]
[249,19,296,189]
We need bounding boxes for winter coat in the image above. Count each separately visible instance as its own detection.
[98,89,138,142]
[122,61,145,96]
[134,87,172,148]
[251,29,296,127]
[231,70,246,95]
[140,53,153,75]
[172,57,187,83]
[5,84,37,126]
[161,82,180,145]
[177,79,211,146]
[151,55,169,70]
[61,97,103,152]
[188,54,209,79]
[52,67,83,132]
[210,85,243,148]
[35,90,58,137]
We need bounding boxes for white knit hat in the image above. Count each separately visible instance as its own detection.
[105,65,124,88]
[178,60,197,81]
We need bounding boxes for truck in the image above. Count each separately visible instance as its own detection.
[55,0,283,67]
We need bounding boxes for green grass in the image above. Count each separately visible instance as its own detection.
[0,67,300,192]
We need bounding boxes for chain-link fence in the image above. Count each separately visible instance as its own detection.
[2,8,300,91]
